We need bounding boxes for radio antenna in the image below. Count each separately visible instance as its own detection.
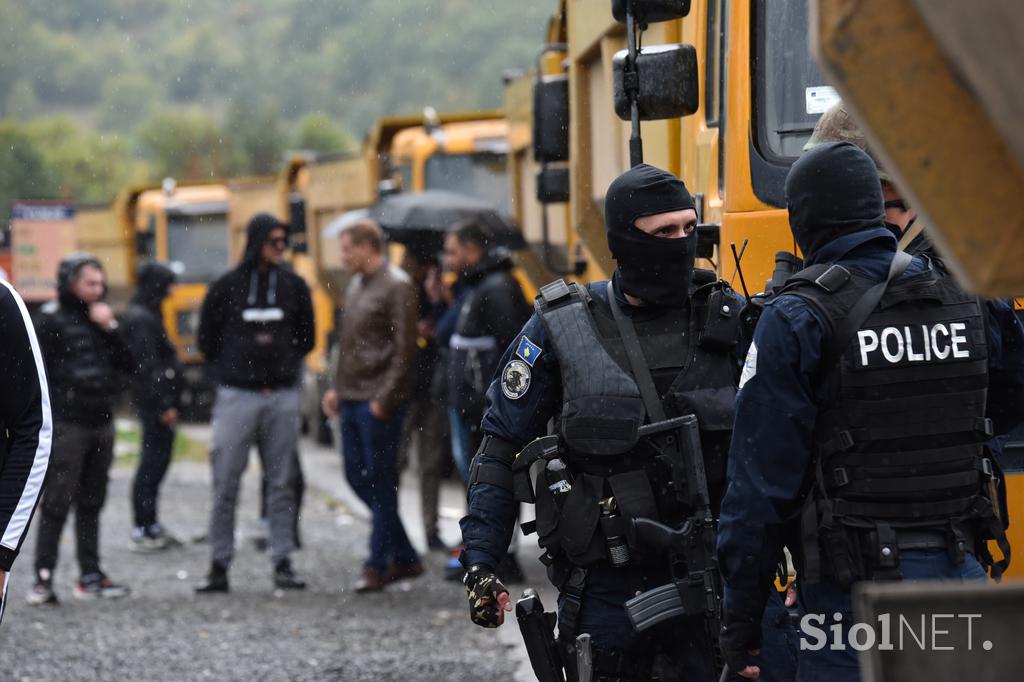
[730,240,751,301]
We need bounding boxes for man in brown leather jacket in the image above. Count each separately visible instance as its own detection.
[322,219,421,592]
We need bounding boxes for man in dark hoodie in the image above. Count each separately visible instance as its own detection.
[443,221,531,483]
[717,142,1024,680]
[30,254,133,604]
[121,261,182,552]
[195,214,314,593]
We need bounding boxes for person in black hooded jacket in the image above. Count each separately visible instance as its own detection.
[121,261,183,551]
[194,214,314,593]
[442,221,531,483]
[30,254,133,604]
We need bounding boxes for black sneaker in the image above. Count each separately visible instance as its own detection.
[27,570,58,606]
[273,559,306,590]
[74,572,130,600]
[195,562,229,594]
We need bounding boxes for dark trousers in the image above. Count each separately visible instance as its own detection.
[559,578,798,681]
[340,401,418,571]
[35,421,115,577]
[400,396,447,538]
[131,410,175,529]
[796,550,987,682]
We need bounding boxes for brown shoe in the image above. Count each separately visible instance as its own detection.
[385,561,424,583]
[354,567,387,593]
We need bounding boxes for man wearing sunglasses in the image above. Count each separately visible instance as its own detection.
[196,213,315,593]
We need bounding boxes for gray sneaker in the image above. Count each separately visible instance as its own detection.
[74,572,129,600]
[27,571,58,606]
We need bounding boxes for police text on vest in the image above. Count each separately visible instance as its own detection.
[857,323,971,367]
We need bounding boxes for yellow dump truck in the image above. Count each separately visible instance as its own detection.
[510,0,821,295]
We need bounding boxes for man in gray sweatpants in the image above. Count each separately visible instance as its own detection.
[195,214,315,592]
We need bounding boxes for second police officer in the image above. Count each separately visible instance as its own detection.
[716,141,1024,680]
[460,164,798,681]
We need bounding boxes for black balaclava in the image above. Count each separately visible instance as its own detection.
[786,141,885,262]
[604,164,697,307]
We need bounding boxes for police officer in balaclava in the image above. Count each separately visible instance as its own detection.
[717,142,1024,681]
[459,165,798,681]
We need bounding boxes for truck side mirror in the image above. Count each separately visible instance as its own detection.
[612,0,691,24]
[536,166,570,204]
[613,44,699,121]
[533,75,570,163]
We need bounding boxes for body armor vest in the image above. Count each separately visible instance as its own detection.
[781,259,1008,583]
[528,275,738,570]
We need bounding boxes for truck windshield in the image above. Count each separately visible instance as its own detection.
[424,152,509,213]
[753,0,831,160]
[166,213,230,283]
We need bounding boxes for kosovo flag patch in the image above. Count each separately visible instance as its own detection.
[515,335,543,366]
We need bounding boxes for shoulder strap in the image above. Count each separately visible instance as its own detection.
[536,278,588,313]
[606,281,667,423]
[821,250,913,370]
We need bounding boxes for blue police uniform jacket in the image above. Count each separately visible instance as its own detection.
[716,227,1024,620]
[461,276,747,568]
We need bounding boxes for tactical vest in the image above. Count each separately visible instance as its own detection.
[526,275,738,570]
[781,259,1009,584]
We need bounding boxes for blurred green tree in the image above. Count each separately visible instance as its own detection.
[293,113,354,155]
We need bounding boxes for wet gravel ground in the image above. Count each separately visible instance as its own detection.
[0,452,537,681]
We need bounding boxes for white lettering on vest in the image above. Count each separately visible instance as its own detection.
[857,322,972,367]
[904,326,924,361]
[858,330,879,366]
[950,322,971,358]
[931,324,951,360]
[881,327,904,363]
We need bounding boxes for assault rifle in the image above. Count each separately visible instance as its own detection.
[624,415,724,672]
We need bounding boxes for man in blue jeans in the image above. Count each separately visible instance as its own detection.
[322,220,421,593]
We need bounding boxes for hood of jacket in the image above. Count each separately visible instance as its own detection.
[132,261,176,309]
[786,141,885,263]
[240,213,288,270]
[56,253,104,311]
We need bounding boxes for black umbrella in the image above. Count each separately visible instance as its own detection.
[368,190,526,250]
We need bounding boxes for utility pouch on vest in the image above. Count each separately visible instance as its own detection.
[698,285,739,351]
[983,453,1010,529]
[558,474,605,564]
[822,523,860,587]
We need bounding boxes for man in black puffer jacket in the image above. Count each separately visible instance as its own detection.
[195,214,314,593]
[30,254,133,604]
[121,262,182,552]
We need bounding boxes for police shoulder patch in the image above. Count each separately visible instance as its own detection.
[739,341,758,390]
[501,359,532,400]
[515,335,543,367]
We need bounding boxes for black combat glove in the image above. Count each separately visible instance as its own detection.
[464,564,510,628]
[719,610,763,678]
